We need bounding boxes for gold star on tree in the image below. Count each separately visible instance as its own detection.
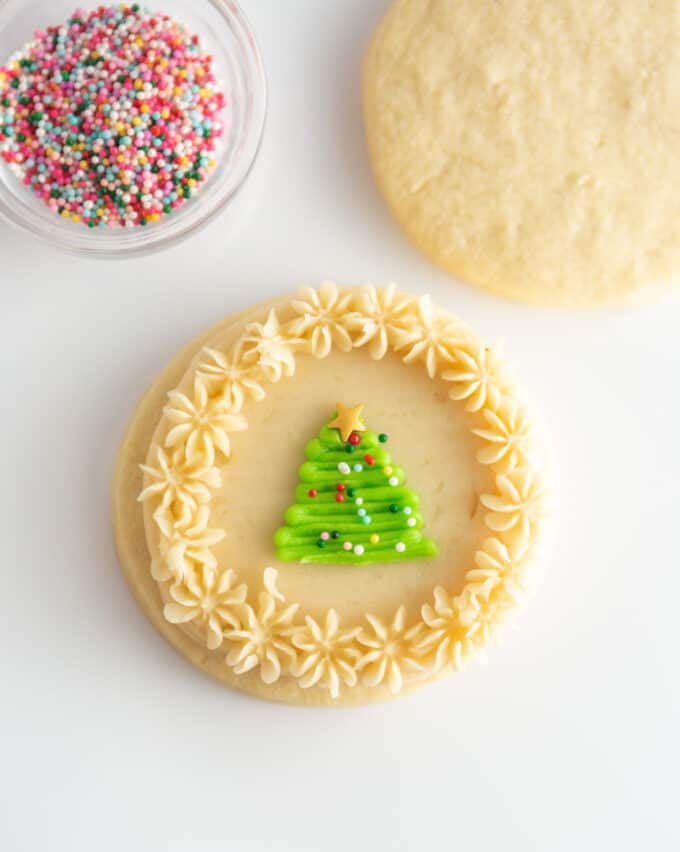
[328,402,366,442]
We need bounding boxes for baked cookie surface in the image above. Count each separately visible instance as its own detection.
[113,285,547,705]
[363,0,680,307]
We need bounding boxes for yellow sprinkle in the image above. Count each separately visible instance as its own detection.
[97,209,104,217]
[115,122,125,133]
[138,156,147,165]
[149,213,160,222]
[117,155,125,163]
[136,37,144,48]
[383,466,393,476]
[370,534,380,544]
[159,58,169,68]
[187,179,196,188]
[134,79,142,90]
[208,159,216,169]
[195,68,204,79]
[61,210,70,219]
[173,86,183,97]
[178,69,187,79]
[132,116,141,126]
[140,104,149,114]
[71,214,80,224]
[161,108,170,119]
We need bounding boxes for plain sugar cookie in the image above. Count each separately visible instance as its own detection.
[113,284,549,705]
[363,0,680,307]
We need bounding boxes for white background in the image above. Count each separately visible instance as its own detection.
[1,2,679,850]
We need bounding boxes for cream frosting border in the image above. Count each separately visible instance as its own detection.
[138,283,547,698]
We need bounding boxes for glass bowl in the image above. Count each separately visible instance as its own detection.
[0,0,266,258]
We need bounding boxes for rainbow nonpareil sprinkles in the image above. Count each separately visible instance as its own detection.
[0,4,226,228]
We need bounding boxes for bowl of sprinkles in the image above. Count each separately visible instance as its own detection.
[0,1,266,256]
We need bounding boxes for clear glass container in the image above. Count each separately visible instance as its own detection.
[0,0,266,257]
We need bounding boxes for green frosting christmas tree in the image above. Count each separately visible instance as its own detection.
[274,403,438,565]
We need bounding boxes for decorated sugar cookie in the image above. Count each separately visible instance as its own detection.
[363,0,680,307]
[113,284,549,705]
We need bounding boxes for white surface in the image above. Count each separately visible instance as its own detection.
[1,2,679,850]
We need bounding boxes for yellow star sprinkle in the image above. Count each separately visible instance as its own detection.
[328,403,366,443]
